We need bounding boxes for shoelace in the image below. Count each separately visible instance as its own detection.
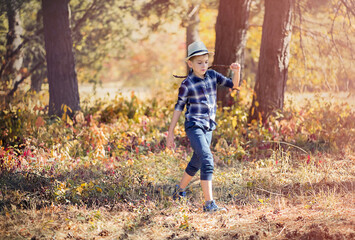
[205,200,217,210]
[209,201,218,209]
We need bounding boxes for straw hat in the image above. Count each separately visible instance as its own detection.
[186,41,214,61]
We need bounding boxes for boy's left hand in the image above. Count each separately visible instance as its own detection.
[230,63,241,72]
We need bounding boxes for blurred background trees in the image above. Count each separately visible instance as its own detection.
[3,0,23,87]
[289,0,354,92]
[0,0,27,93]
[0,0,353,118]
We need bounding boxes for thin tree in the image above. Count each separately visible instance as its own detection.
[42,0,80,117]
[1,0,24,89]
[186,3,200,73]
[248,0,294,123]
[213,0,251,107]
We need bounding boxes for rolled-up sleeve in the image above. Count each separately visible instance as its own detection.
[215,71,234,88]
[174,83,189,111]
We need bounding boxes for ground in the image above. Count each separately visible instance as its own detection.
[1,194,354,239]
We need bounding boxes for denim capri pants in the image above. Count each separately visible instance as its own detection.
[184,122,214,181]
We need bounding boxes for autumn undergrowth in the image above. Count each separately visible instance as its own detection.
[0,87,354,239]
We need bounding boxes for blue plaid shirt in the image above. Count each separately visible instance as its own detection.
[174,69,234,130]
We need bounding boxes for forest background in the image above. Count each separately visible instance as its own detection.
[0,0,354,239]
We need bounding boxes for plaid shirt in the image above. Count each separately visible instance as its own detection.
[174,69,234,130]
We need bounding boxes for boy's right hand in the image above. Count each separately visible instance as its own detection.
[166,132,175,149]
[230,62,241,72]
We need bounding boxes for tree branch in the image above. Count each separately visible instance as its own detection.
[6,60,43,100]
[187,4,200,19]
[72,0,99,35]
[297,1,307,90]
[340,0,355,17]
[0,28,43,79]
[330,1,349,90]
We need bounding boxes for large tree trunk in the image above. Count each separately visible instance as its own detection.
[42,0,80,117]
[214,0,251,107]
[248,0,294,123]
[186,3,200,73]
[4,1,23,88]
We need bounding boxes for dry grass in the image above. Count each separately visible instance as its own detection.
[1,193,354,239]
[1,152,354,240]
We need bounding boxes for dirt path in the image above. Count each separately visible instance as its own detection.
[1,199,354,239]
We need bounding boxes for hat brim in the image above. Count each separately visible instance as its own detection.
[185,51,214,61]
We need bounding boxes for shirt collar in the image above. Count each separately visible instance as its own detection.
[189,71,206,81]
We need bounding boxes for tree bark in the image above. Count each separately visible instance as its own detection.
[248,0,294,123]
[186,3,200,73]
[214,0,251,107]
[4,0,23,88]
[42,0,80,117]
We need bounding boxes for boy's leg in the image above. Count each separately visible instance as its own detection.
[185,127,213,180]
[199,130,214,181]
[185,128,215,199]
[184,128,226,212]
[179,171,194,189]
[200,130,213,201]
[173,150,199,200]
[184,152,201,179]
[201,180,213,201]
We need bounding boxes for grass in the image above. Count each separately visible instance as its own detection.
[0,87,354,239]
[2,203,352,239]
[1,154,353,239]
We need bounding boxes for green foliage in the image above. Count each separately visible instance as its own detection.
[278,96,355,152]
[0,15,7,56]
[69,0,140,83]
[0,0,31,14]
[0,108,25,147]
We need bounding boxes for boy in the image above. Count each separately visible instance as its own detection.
[167,41,241,212]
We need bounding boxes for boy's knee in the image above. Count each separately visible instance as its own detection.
[200,167,213,180]
[185,164,200,177]
[201,163,214,174]
[200,158,214,179]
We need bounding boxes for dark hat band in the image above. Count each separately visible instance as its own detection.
[188,49,209,58]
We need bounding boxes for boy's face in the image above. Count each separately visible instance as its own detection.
[187,54,209,79]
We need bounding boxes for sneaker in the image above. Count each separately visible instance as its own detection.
[203,200,227,213]
[172,185,186,200]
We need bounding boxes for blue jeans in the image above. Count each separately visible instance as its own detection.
[185,123,214,180]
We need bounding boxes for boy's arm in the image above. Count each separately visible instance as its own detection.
[230,63,241,90]
[167,110,182,149]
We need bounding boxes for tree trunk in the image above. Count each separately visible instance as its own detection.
[214,0,251,107]
[248,0,294,123]
[186,3,200,73]
[42,0,80,117]
[4,1,23,88]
